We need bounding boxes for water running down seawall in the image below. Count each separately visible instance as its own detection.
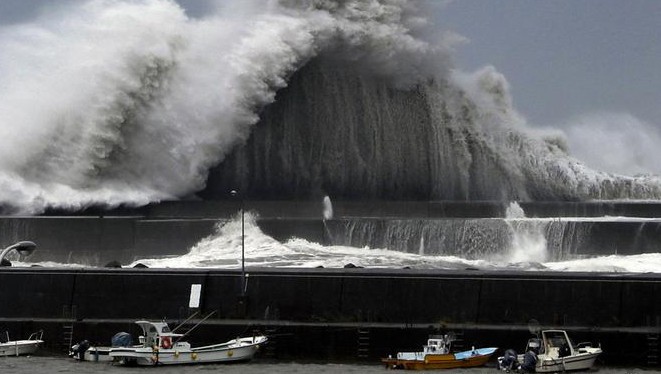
[1,200,659,272]
[202,57,661,202]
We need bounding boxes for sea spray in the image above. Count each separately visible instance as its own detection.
[115,212,661,272]
[503,202,548,263]
[0,0,453,213]
[322,195,334,244]
[3,0,661,214]
[322,195,333,220]
[505,201,526,219]
[209,55,661,201]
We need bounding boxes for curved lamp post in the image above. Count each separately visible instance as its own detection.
[0,241,37,266]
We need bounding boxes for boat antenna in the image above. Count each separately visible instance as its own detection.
[173,310,217,343]
[171,310,201,333]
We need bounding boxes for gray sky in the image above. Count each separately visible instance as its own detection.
[1,0,658,128]
[435,0,661,128]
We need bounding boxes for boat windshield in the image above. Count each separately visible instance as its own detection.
[544,331,571,347]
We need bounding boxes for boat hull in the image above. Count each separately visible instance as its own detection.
[72,346,114,362]
[0,340,43,356]
[534,352,600,373]
[382,348,497,370]
[110,336,266,366]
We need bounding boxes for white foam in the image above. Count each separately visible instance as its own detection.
[117,213,661,273]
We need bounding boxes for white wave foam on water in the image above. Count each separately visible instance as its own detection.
[113,212,661,273]
[126,212,481,270]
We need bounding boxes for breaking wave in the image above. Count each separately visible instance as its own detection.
[1,0,660,214]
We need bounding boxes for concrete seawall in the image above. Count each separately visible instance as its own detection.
[1,267,659,366]
[2,216,661,266]
[2,200,661,366]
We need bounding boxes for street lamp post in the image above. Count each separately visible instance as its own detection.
[230,190,246,297]
[0,241,37,266]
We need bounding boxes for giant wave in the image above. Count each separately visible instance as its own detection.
[0,0,660,215]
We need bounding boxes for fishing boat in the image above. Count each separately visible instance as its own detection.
[382,334,498,370]
[109,320,267,366]
[498,329,602,373]
[0,330,44,356]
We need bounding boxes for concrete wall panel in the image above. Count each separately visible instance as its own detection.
[0,269,75,318]
[70,270,208,320]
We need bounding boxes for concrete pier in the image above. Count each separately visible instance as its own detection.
[1,267,659,366]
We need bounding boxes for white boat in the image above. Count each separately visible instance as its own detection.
[0,330,44,356]
[109,320,267,366]
[498,329,602,373]
[70,331,136,362]
[70,340,114,362]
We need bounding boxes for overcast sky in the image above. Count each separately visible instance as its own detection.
[1,0,658,128]
[435,0,661,129]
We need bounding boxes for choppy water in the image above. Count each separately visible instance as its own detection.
[0,356,651,374]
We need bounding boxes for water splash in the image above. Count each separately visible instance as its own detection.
[503,201,548,263]
[503,220,549,264]
[322,195,333,220]
[208,56,661,201]
[115,213,661,272]
[0,0,454,213]
[505,201,526,219]
[2,1,661,215]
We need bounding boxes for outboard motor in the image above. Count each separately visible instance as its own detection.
[111,332,133,347]
[521,339,540,373]
[498,349,519,372]
[70,339,90,359]
[521,349,538,373]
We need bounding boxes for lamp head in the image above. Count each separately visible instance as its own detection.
[12,241,37,256]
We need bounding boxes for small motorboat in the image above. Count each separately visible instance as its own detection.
[70,341,113,362]
[0,330,44,356]
[70,332,134,362]
[109,320,267,366]
[498,329,602,373]
[382,333,498,370]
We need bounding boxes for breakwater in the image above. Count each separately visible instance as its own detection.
[1,267,660,366]
[1,201,661,266]
[1,200,660,366]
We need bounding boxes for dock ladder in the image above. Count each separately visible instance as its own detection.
[648,334,659,366]
[357,328,370,359]
[62,305,76,352]
[451,330,465,352]
[263,327,278,358]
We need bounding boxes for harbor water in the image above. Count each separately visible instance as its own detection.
[0,356,650,374]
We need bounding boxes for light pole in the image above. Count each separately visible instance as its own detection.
[0,241,37,266]
[230,190,245,297]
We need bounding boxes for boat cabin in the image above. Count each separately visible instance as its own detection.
[423,335,451,355]
[135,321,183,349]
[526,330,574,358]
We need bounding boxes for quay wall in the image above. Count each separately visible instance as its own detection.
[1,268,659,366]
